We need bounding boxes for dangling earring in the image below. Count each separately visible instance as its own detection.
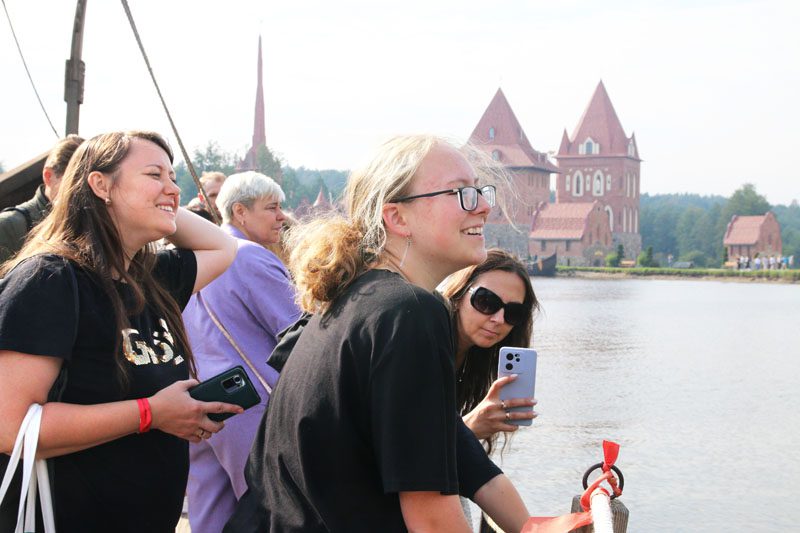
[398,235,412,268]
[105,197,111,206]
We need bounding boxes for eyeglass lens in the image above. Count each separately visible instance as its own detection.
[470,287,527,326]
[460,186,496,210]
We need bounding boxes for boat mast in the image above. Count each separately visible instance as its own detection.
[64,0,87,135]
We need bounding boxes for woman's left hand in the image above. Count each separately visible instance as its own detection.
[462,374,537,440]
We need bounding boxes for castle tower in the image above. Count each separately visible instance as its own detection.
[469,88,559,228]
[555,81,642,258]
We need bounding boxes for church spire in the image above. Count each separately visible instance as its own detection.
[252,35,266,150]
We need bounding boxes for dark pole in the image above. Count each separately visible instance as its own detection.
[64,0,87,135]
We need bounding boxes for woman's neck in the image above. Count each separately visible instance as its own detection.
[455,328,473,370]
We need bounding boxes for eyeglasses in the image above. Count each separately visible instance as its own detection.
[393,185,496,211]
[468,286,528,326]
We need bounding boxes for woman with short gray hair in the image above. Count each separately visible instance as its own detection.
[182,171,301,533]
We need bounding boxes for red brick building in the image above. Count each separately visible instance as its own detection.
[529,201,613,266]
[555,81,642,258]
[723,212,782,259]
[468,88,559,257]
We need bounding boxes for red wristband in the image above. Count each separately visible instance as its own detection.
[137,398,152,433]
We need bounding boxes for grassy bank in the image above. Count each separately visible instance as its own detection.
[557,265,800,282]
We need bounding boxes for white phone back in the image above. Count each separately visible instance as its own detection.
[497,347,537,426]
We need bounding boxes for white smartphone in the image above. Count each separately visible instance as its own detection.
[497,347,537,426]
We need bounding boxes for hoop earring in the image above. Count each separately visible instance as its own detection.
[398,235,412,268]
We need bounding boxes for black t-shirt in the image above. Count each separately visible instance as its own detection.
[226,269,501,533]
[0,250,197,533]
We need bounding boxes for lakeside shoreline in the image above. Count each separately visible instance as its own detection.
[555,267,800,284]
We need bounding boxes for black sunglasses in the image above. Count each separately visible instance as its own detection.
[468,286,528,326]
[393,185,496,211]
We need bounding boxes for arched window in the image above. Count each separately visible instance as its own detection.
[593,172,604,196]
[585,141,593,155]
[489,127,495,140]
[573,171,584,196]
[491,150,500,161]
[605,205,614,232]
[635,208,639,233]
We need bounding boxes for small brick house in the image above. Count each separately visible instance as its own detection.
[723,212,782,259]
[529,201,613,266]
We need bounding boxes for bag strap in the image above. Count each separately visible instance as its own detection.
[197,291,272,395]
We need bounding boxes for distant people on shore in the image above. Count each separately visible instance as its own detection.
[225,135,530,532]
[0,134,84,262]
[182,171,301,533]
[0,131,240,531]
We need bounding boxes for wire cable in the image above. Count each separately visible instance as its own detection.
[1,0,59,137]
[119,0,221,224]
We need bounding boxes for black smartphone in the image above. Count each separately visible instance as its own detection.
[188,366,262,422]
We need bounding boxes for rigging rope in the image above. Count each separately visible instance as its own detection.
[119,0,221,224]
[1,0,59,138]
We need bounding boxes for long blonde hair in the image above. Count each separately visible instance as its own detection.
[286,135,512,313]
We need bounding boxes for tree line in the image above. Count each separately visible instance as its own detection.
[640,184,799,267]
[174,142,799,268]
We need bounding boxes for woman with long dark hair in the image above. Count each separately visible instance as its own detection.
[0,131,240,532]
[442,248,539,454]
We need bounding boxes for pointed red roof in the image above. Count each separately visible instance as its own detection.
[313,188,331,209]
[530,202,599,240]
[469,88,559,173]
[723,213,775,245]
[558,81,639,159]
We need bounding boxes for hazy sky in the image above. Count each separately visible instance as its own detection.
[1,0,798,205]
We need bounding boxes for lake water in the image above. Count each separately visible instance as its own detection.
[494,277,800,532]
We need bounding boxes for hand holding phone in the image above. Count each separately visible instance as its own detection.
[189,366,262,422]
[497,347,537,426]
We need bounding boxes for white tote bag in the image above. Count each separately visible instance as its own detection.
[0,404,56,533]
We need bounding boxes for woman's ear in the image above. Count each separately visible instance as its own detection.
[86,171,112,202]
[382,203,410,238]
[231,202,248,225]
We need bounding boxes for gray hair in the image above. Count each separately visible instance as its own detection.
[216,171,286,223]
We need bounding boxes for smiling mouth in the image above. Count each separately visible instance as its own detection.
[463,226,484,236]
[157,205,175,214]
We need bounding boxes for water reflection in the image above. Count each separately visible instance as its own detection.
[497,277,800,531]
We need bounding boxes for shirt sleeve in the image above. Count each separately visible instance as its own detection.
[369,290,460,495]
[153,248,197,309]
[455,417,503,499]
[237,244,300,336]
[0,255,77,359]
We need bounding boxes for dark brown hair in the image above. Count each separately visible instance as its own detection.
[3,131,196,386]
[441,248,538,454]
[44,134,85,177]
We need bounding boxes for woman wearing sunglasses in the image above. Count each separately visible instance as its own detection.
[441,249,539,453]
[225,136,530,532]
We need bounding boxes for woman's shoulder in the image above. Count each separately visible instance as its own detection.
[354,270,447,315]
[3,253,71,280]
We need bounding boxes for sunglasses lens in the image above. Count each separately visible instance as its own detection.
[503,304,528,326]
[471,287,502,315]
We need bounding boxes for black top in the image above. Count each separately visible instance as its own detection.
[226,269,501,533]
[0,250,197,533]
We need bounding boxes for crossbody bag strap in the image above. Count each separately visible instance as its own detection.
[197,291,272,395]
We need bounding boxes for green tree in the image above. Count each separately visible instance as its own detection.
[722,183,770,221]
[256,145,283,180]
[638,245,656,267]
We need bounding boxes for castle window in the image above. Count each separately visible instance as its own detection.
[491,150,500,161]
[573,171,584,196]
[541,240,546,251]
[585,141,593,154]
[593,172,604,196]
[605,205,614,232]
[489,127,495,140]
[565,240,571,251]
[628,140,635,157]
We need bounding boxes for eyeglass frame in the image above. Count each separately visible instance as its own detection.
[392,185,496,211]
[467,286,528,326]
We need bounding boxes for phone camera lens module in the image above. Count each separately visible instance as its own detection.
[233,376,242,385]
[505,363,513,371]
[506,353,514,361]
